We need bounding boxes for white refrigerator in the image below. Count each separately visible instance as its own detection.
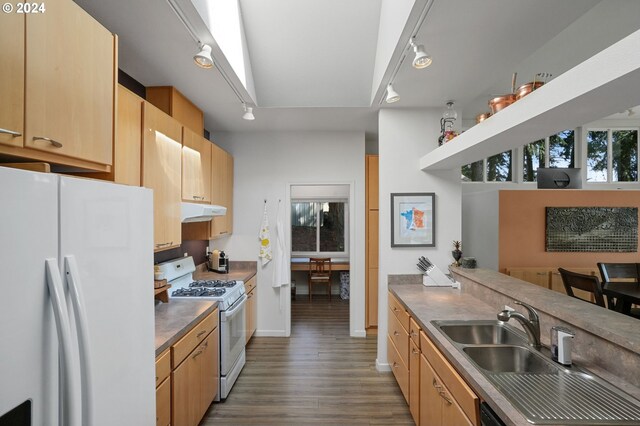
[0,167,156,425]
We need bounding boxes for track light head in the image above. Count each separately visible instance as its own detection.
[410,39,432,69]
[242,104,255,121]
[385,84,400,104]
[194,44,213,69]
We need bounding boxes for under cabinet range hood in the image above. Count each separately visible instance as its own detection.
[181,202,227,223]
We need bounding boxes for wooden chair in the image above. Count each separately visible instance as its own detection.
[597,262,640,316]
[308,258,331,301]
[558,268,606,308]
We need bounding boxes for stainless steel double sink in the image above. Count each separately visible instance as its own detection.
[432,320,640,425]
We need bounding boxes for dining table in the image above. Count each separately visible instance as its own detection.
[602,281,640,316]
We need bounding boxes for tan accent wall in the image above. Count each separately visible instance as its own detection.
[498,190,640,272]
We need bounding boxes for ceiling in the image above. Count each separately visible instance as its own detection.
[74,0,635,140]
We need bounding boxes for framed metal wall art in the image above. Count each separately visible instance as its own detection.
[391,193,435,247]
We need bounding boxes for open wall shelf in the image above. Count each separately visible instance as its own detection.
[420,28,640,171]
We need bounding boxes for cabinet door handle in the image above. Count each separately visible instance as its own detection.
[392,307,398,312]
[439,391,453,405]
[155,242,172,248]
[393,331,399,336]
[410,330,418,337]
[196,330,208,338]
[192,349,204,359]
[33,136,63,148]
[0,128,21,137]
[392,362,398,368]
[432,378,441,390]
[412,348,419,355]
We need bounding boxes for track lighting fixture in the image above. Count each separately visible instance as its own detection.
[409,39,432,69]
[242,104,255,121]
[385,84,400,104]
[194,44,213,69]
[628,108,636,117]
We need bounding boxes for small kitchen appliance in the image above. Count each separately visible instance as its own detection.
[207,249,229,273]
[158,256,246,400]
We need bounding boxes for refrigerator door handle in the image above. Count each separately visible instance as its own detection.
[45,258,80,426]
[65,255,93,426]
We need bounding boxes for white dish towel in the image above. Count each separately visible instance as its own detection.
[258,202,272,266]
[272,201,290,288]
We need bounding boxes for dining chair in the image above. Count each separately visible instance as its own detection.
[558,268,606,308]
[308,258,332,302]
[597,262,640,317]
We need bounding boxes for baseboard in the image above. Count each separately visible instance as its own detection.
[351,329,366,338]
[376,359,391,372]
[254,330,287,337]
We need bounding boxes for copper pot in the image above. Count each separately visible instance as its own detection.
[515,81,544,100]
[488,94,516,114]
[475,112,492,123]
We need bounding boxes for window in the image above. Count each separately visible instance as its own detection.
[587,128,638,182]
[461,151,512,182]
[549,130,575,168]
[522,130,575,182]
[291,201,348,255]
[461,160,483,182]
[523,139,545,182]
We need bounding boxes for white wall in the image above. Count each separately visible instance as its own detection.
[210,131,366,337]
[377,109,461,369]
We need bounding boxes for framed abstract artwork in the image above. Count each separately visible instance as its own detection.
[391,193,435,247]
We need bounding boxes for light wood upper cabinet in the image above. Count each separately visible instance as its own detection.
[146,86,204,135]
[0,13,24,148]
[24,0,115,167]
[114,85,143,186]
[182,127,212,203]
[142,102,182,252]
[210,146,233,238]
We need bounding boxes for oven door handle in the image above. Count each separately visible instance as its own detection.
[222,293,248,319]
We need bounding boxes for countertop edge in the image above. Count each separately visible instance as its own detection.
[155,300,218,357]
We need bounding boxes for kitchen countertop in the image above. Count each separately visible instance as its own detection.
[388,282,640,426]
[155,299,218,357]
[194,260,257,283]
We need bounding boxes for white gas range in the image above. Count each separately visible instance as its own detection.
[157,256,246,401]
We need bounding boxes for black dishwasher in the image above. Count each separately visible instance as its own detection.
[480,402,506,426]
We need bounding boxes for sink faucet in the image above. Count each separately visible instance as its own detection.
[497,301,541,350]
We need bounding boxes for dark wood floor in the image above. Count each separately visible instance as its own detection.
[202,296,414,425]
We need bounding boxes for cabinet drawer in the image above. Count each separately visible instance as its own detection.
[172,309,219,368]
[388,292,410,331]
[245,275,257,293]
[388,306,410,367]
[155,349,171,387]
[387,335,409,404]
[409,317,421,349]
[156,377,171,426]
[420,331,478,424]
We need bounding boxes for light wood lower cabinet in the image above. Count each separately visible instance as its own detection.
[245,276,257,343]
[172,313,219,426]
[387,291,479,426]
[420,353,473,426]
[142,102,182,252]
[156,376,171,426]
[506,268,550,289]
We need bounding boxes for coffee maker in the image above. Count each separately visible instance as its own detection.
[207,249,229,273]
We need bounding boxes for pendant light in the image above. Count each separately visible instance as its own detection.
[385,84,400,103]
[442,101,458,120]
[194,44,213,69]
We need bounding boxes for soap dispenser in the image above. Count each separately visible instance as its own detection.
[551,326,575,366]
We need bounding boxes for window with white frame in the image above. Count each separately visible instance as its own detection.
[586,128,638,182]
[522,130,575,182]
[291,201,348,256]
[461,150,513,182]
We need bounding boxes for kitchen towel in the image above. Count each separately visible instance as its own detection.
[272,200,290,288]
[258,202,272,266]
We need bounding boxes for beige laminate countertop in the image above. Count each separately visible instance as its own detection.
[154,299,218,357]
[388,282,640,426]
[193,262,257,283]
